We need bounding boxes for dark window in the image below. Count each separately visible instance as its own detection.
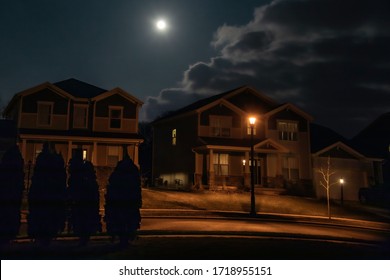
[37,103,52,126]
[109,108,122,129]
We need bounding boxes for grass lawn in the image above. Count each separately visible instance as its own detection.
[141,188,390,222]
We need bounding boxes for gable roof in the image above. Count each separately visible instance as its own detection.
[264,103,314,122]
[93,87,144,105]
[310,123,347,153]
[153,86,279,123]
[54,78,107,98]
[312,141,367,160]
[310,123,383,159]
[351,112,390,158]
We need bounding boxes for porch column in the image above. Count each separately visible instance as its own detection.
[194,152,202,189]
[277,153,283,175]
[21,139,27,162]
[244,151,250,188]
[92,141,98,165]
[133,143,139,166]
[67,141,73,164]
[275,153,284,188]
[208,149,215,189]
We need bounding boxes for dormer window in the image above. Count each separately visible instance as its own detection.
[210,115,231,137]
[109,106,123,129]
[278,120,298,141]
[37,102,53,126]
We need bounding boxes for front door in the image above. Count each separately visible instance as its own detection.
[253,158,263,186]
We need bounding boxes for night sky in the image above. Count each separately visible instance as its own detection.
[1,0,389,138]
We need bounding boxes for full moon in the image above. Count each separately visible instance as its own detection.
[156,19,167,31]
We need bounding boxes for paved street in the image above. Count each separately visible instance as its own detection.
[2,212,390,260]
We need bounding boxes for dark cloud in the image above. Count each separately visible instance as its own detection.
[143,0,390,137]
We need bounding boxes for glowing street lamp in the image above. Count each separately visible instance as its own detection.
[339,178,345,206]
[249,117,256,216]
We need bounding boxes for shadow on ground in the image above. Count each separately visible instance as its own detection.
[2,236,390,260]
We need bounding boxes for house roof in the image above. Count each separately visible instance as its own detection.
[264,103,314,122]
[310,123,384,160]
[153,86,280,123]
[351,112,390,158]
[310,123,348,153]
[54,78,107,98]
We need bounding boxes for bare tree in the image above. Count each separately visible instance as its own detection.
[317,156,338,219]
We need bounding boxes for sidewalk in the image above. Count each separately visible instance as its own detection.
[139,208,390,231]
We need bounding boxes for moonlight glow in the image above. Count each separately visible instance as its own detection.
[156,19,167,31]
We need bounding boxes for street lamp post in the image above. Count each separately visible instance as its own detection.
[339,178,344,206]
[249,117,256,216]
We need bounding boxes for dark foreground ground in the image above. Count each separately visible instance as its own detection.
[2,235,390,260]
[3,191,390,260]
[2,210,390,260]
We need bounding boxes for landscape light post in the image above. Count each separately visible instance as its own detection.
[249,117,256,216]
[339,178,344,206]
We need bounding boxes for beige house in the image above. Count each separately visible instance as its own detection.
[3,79,143,167]
[312,141,383,201]
[310,123,384,201]
[153,86,314,194]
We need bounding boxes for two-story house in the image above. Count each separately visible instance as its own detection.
[152,86,313,193]
[3,78,143,167]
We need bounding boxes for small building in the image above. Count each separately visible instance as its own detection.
[152,86,314,194]
[352,112,390,184]
[311,124,383,201]
[2,78,143,167]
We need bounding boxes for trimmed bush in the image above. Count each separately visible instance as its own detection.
[27,143,67,245]
[67,149,101,245]
[0,145,24,244]
[104,153,142,246]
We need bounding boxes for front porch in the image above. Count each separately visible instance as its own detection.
[193,139,293,192]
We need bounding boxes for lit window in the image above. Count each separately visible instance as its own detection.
[278,121,298,141]
[37,103,52,126]
[109,107,122,129]
[82,150,87,160]
[107,146,120,166]
[282,156,299,180]
[247,122,257,135]
[71,148,88,161]
[213,153,229,175]
[73,105,88,128]
[210,116,231,137]
[172,129,177,146]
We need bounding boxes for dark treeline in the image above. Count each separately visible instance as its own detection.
[0,143,142,247]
